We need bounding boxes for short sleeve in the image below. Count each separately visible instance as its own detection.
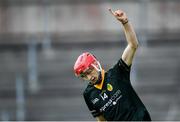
[111,58,131,81]
[83,93,102,117]
[118,58,131,72]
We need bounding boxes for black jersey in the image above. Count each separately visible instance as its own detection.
[83,59,151,121]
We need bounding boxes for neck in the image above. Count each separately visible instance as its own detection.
[93,69,105,90]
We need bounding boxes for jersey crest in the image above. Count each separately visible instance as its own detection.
[107,83,113,91]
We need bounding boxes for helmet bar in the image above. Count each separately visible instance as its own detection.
[91,61,102,72]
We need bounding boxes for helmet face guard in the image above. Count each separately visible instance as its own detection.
[74,52,102,79]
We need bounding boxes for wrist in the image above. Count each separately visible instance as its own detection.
[122,19,128,25]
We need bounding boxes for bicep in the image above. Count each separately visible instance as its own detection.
[122,44,137,66]
[96,115,106,122]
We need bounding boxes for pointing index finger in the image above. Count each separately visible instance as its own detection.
[108,8,115,16]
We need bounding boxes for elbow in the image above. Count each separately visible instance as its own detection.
[134,39,139,49]
[135,42,139,49]
[129,42,139,49]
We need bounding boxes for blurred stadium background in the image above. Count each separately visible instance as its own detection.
[0,0,180,120]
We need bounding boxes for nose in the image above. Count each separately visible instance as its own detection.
[86,75,92,81]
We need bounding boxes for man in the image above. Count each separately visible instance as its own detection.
[73,8,151,121]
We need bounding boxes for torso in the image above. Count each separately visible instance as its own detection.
[83,59,151,121]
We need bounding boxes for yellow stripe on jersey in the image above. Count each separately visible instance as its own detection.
[94,69,105,90]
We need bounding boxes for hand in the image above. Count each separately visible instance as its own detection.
[108,8,128,25]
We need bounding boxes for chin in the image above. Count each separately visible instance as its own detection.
[90,80,96,85]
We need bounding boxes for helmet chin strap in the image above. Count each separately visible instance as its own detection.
[91,61,102,85]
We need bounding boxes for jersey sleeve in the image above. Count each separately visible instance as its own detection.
[118,58,131,72]
[83,93,102,118]
[112,58,131,81]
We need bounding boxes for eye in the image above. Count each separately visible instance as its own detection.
[80,73,86,78]
[86,69,92,74]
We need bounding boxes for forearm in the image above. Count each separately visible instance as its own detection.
[109,8,138,65]
[122,22,139,49]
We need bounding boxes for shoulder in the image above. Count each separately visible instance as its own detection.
[119,58,131,72]
[110,58,131,72]
[105,58,131,82]
[83,84,94,97]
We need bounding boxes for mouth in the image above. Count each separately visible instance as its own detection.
[90,77,96,83]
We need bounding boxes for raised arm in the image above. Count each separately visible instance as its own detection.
[109,8,139,66]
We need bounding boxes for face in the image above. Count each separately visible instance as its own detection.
[79,66,99,84]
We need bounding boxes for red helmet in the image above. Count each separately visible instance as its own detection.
[74,52,99,76]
